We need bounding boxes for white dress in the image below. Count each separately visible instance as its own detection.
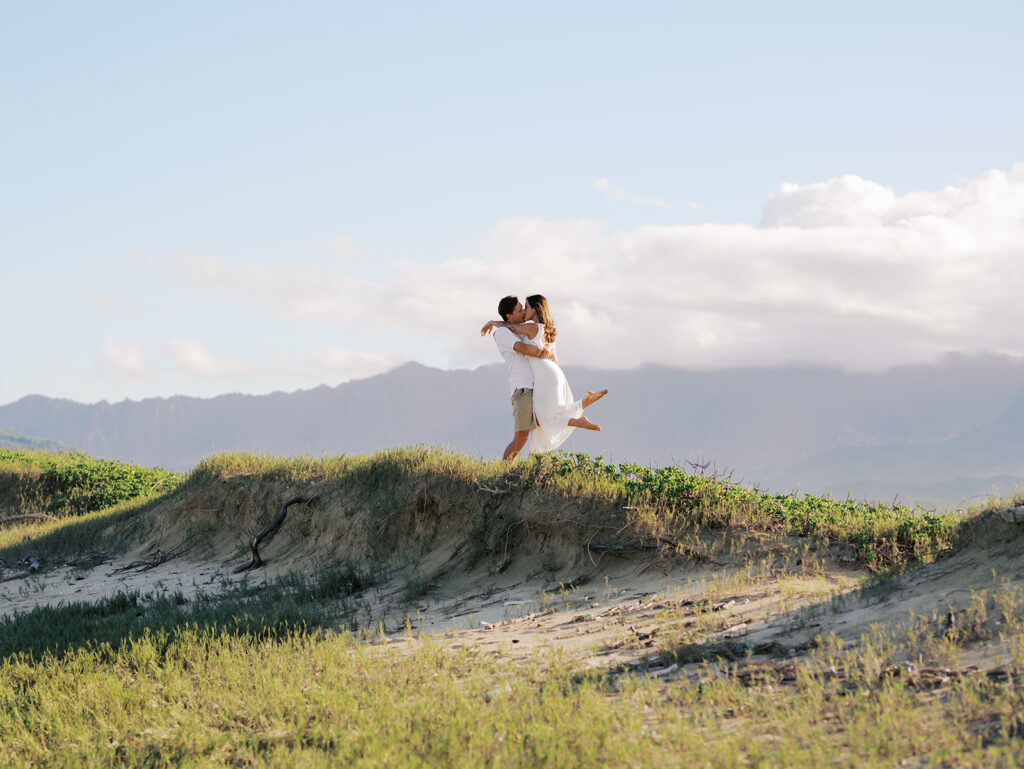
[524,324,584,454]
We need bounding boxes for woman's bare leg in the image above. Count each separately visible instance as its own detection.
[568,415,601,431]
[582,389,609,409]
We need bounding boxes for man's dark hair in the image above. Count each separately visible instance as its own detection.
[497,295,519,322]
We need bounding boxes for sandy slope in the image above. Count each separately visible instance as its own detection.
[5,508,1023,686]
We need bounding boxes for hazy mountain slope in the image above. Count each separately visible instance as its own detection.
[0,363,507,470]
[2,355,1023,501]
[755,389,1024,502]
[0,427,73,453]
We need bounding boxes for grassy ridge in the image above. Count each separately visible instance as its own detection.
[184,449,960,569]
[1,447,959,572]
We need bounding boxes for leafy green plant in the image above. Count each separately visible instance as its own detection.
[539,452,957,569]
[0,448,182,517]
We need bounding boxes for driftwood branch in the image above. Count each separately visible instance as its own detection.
[233,496,317,574]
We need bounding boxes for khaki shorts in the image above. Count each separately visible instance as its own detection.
[511,388,535,433]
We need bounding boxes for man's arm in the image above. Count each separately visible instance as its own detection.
[491,325,554,360]
[513,341,555,360]
[480,320,540,339]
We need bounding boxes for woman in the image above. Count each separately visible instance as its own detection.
[483,294,608,454]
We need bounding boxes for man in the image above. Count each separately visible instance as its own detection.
[489,295,554,461]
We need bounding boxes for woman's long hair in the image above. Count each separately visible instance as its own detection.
[526,294,557,345]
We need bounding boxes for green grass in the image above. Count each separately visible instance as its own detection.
[0,496,159,570]
[2,581,1023,767]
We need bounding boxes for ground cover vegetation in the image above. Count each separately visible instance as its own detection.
[2,447,1018,766]
[0,448,181,518]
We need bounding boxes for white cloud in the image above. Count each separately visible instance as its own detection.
[309,345,405,380]
[99,339,148,379]
[594,178,672,208]
[158,338,398,385]
[168,164,1024,373]
[760,175,897,228]
[174,254,371,322]
[161,339,256,378]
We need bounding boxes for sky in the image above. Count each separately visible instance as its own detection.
[2,1,1023,405]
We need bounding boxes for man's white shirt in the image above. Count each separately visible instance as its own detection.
[493,327,534,395]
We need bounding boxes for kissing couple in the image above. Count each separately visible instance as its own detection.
[481,294,608,462]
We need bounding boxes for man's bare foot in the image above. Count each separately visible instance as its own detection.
[582,389,609,409]
[568,415,601,431]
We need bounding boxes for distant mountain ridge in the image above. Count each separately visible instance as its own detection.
[2,356,1023,503]
[754,388,1024,502]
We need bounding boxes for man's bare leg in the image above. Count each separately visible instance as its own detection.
[503,430,530,461]
[582,389,609,409]
[568,415,601,431]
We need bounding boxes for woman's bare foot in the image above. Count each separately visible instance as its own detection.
[582,389,609,409]
[568,415,601,431]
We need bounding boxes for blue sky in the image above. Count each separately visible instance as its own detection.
[2,2,1023,404]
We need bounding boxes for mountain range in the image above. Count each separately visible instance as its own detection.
[2,354,1023,505]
